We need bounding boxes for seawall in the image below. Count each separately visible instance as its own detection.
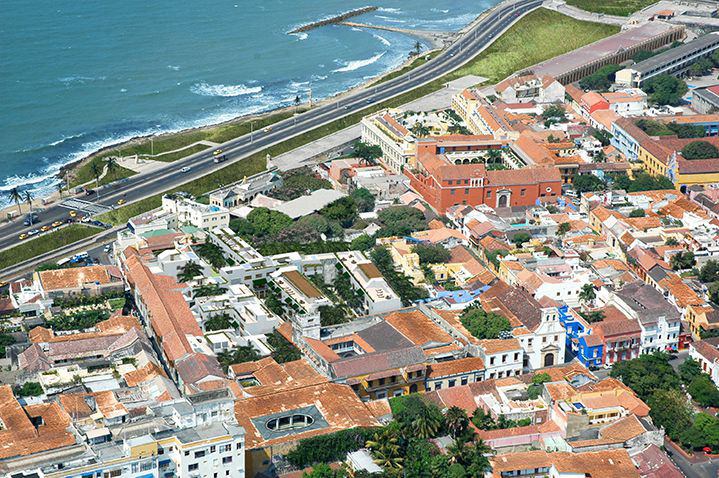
[290,6,378,33]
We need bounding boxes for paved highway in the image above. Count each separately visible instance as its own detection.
[0,0,542,257]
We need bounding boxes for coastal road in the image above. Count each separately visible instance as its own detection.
[0,0,542,261]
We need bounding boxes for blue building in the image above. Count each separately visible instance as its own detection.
[558,305,604,368]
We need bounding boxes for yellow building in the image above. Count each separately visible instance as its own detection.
[379,237,425,285]
[686,303,719,339]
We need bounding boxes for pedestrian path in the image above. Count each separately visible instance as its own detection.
[58,199,112,215]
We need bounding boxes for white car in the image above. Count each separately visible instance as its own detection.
[180,166,191,173]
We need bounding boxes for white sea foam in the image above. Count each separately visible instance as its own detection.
[289,80,310,90]
[190,82,263,97]
[373,33,391,46]
[312,74,328,81]
[351,27,362,31]
[48,133,84,147]
[332,52,385,73]
[375,15,406,23]
[167,65,181,71]
[58,75,106,84]
[377,7,401,13]
[291,32,308,40]
[430,8,450,13]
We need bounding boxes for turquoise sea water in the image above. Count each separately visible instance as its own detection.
[1,0,497,205]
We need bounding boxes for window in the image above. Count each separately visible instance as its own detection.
[490,357,495,365]
[379,378,385,386]
[266,414,315,432]
[221,444,232,453]
[520,188,526,196]
[376,391,387,399]
[195,450,206,458]
[222,456,233,464]
[451,189,455,195]
[236,442,242,450]
[461,377,468,386]
[487,190,492,198]
[465,188,470,195]
[514,352,519,361]
[211,446,216,453]
[184,451,190,456]
[502,354,507,363]
[435,382,442,390]
[415,370,423,377]
[188,464,199,472]
[449,379,456,387]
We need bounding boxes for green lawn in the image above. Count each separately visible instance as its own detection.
[153,144,211,162]
[69,109,305,188]
[0,225,102,270]
[451,8,620,83]
[565,0,657,16]
[374,50,442,85]
[71,157,137,188]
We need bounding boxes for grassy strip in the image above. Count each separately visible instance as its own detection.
[565,0,657,16]
[0,225,102,270]
[99,9,617,227]
[71,158,137,188]
[153,144,211,162]
[373,51,442,85]
[69,109,306,187]
[450,8,619,82]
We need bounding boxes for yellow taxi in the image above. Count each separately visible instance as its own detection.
[19,233,27,240]
[69,211,77,218]
[52,221,63,228]
[40,225,50,232]
[213,149,223,156]
[117,199,126,205]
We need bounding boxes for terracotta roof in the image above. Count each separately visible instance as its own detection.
[384,309,459,349]
[491,449,639,477]
[234,382,379,449]
[124,361,166,387]
[125,255,201,363]
[482,280,544,331]
[427,356,485,379]
[570,414,648,449]
[37,265,122,291]
[0,385,75,459]
[479,338,522,355]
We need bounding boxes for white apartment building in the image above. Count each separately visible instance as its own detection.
[611,282,681,353]
[360,109,416,173]
[162,194,230,229]
[336,250,402,315]
[478,338,524,380]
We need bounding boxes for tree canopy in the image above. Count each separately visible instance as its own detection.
[414,243,452,264]
[376,206,427,237]
[573,174,606,193]
[682,141,719,160]
[461,308,511,340]
[353,141,383,165]
[642,74,688,106]
[578,64,622,91]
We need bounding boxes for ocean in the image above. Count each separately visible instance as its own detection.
[0,0,497,206]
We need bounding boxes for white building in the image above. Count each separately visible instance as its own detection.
[360,109,416,173]
[689,338,719,387]
[610,282,681,354]
[162,194,230,229]
[336,250,402,315]
[477,338,524,380]
[493,74,565,105]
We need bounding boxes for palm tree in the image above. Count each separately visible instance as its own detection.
[413,406,442,438]
[485,149,503,165]
[445,406,469,439]
[466,440,492,477]
[105,157,118,176]
[294,95,301,113]
[178,261,203,283]
[56,181,64,199]
[8,187,22,217]
[411,122,430,138]
[90,162,102,187]
[366,429,403,471]
[414,40,422,56]
[23,190,34,221]
[447,439,471,466]
[579,283,596,305]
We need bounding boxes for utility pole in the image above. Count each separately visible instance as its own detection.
[151,138,154,156]
[250,122,254,143]
[308,87,313,108]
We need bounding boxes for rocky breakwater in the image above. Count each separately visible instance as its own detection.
[290,6,379,33]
